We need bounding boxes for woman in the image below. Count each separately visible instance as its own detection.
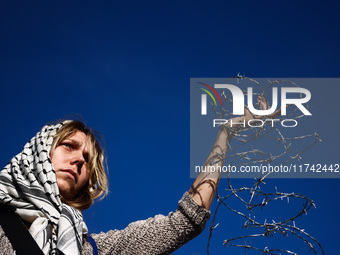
[0,98,276,254]
[0,120,213,255]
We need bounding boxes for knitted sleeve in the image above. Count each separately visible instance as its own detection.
[0,226,14,254]
[82,192,211,255]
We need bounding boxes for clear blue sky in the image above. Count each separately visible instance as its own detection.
[0,1,339,254]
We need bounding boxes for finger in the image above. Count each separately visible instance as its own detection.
[258,96,267,110]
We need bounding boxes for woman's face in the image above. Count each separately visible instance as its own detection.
[51,131,90,200]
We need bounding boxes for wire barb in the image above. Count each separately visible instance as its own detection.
[206,76,323,255]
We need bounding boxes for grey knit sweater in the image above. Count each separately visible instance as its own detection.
[0,192,210,255]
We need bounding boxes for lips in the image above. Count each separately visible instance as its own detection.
[61,169,78,183]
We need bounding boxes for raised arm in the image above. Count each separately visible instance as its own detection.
[188,124,230,210]
[189,96,282,209]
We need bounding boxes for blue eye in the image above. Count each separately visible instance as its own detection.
[62,143,72,149]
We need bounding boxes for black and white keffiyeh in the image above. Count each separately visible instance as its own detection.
[0,122,87,255]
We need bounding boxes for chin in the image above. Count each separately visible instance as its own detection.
[57,180,76,200]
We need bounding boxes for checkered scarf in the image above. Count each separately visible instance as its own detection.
[0,122,87,255]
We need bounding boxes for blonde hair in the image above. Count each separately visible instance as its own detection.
[50,120,108,211]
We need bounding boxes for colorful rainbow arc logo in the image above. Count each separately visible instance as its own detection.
[197,82,222,106]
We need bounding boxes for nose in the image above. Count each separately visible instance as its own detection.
[71,153,85,174]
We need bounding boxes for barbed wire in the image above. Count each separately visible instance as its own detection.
[204,75,323,254]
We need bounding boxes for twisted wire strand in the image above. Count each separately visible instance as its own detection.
[206,76,323,254]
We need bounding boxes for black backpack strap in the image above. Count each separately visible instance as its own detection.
[0,204,44,255]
